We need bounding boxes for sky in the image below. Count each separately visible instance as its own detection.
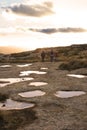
[0,0,87,51]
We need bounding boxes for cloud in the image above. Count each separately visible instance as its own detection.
[58,28,86,33]
[29,27,86,34]
[3,2,54,17]
[29,28,57,34]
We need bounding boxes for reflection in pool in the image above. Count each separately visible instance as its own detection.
[0,77,34,87]
[0,99,35,110]
[29,82,48,86]
[67,74,86,78]
[19,70,47,76]
[55,91,86,98]
[40,68,48,70]
[0,65,11,67]
[17,64,32,67]
[18,90,45,98]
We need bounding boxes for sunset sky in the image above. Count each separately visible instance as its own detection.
[0,0,87,51]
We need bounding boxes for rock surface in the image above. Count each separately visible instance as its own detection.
[0,62,87,130]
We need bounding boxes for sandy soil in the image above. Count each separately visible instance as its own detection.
[0,62,87,130]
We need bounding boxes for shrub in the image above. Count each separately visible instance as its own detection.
[0,93,8,102]
[59,60,87,71]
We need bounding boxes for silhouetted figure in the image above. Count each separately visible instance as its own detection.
[41,51,45,62]
[54,51,58,61]
[50,49,54,62]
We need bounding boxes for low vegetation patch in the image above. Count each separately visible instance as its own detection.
[0,108,37,130]
[0,93,8,102]
[59,60,87,71]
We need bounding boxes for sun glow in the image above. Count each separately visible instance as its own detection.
[53,2,87,29]
[2,11,17,21]
[0,0,87,54]
[0,31,87,52]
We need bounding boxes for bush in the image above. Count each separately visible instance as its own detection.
[0,93,8,102]
[59,60,87,71]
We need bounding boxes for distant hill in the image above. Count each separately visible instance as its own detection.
[0,46,28,54]
[0,44,87,65]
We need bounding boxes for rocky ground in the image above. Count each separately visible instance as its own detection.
[0,62,87,130]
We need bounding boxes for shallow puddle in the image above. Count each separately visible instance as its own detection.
[29,82,48,86]
[17,63,32,67]
[19,70,47,76]
[0,77,34,87]
[67,74,86,78]
[55,91,86,98]
[0,99,35,110]
[40,67,48,70]
[18,90,45,98]
[0,65,11,67]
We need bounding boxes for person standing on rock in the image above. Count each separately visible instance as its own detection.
[41,51,46,62]
[50,49,54,62]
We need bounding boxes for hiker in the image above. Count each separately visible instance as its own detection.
[50,49,54,62]
[54,51,58,61]
[41,51,45,62]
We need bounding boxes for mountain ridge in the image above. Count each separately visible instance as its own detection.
[0,44,87,63]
